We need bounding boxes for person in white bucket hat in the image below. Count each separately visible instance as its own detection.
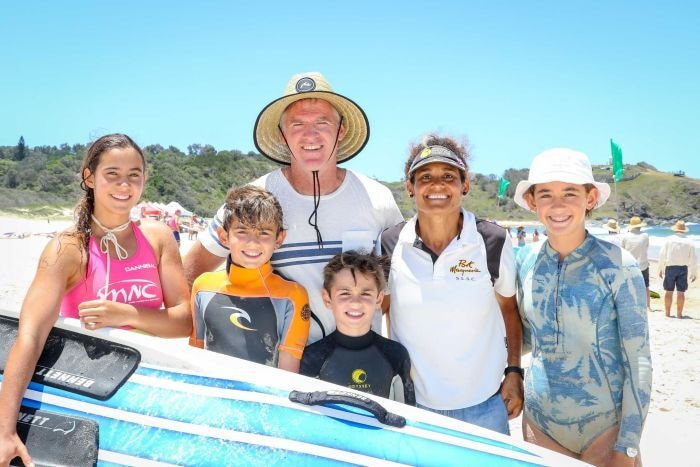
[184,72,403,345]
[513,148,611,212]
[513,148,651,465]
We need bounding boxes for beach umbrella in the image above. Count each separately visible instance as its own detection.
[165,201,193,216]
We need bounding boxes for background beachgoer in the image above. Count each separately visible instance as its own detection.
[621,216,651,312]
[604,218,622,247]
[658,220,697,318]
[516,225,526,246]
[169,209,182,246]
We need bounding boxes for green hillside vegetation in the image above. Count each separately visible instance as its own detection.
[1,139,698,224]
[0,142,278,217]
[390,163,699,223]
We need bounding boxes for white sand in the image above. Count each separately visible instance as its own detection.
[2,216,699,466]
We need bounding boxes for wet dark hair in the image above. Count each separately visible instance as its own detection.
[404,134,470,183]
[73,133,145,252]
[222,185,284,233]
[323,251,388,293]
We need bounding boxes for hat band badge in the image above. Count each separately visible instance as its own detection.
[296,77,316,93]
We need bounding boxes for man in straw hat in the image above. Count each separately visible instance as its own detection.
[184,72,403,344]
[603,219,622,247]
[621,216,651,312]
[658,220,697,318]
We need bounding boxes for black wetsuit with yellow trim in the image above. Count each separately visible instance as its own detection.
[300,330,416,405]
[190,257,310,367]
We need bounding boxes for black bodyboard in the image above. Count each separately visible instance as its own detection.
[12,406,99,467]
[0,315,140,400]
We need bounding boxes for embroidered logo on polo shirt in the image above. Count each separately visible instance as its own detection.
[449,259,481,279]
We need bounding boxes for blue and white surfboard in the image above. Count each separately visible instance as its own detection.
[0,310,582,466]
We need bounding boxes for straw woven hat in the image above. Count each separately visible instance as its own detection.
[628,216,647,229]
[671,220,689,233]
[605,219,620,233]
[253,72,369,165]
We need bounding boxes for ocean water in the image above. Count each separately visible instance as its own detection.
[513,223,700,261]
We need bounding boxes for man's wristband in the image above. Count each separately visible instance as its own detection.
[504,366,524,379]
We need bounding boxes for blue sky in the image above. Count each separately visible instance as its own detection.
[2,1,698,182]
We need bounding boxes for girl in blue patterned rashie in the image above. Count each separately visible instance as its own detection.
[513,148,651,467]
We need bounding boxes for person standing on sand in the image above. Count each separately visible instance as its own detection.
[621,217,651,312]
[168,209,182,246]
[658,220,697,318]
[516,226,526,246]
[604,219,622,247]
[514,148,650,466]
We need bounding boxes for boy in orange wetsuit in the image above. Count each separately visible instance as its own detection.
[189,185,310,372]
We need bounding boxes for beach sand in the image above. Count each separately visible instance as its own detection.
[2,216,699,466]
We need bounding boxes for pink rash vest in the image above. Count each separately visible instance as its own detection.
[60,222,164,320]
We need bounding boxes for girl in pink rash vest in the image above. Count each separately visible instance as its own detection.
[0,133,192,467]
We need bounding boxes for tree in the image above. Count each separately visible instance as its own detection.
[14,136,26,161]
[200,145,217,157]
[144,144,165,155]
[187,144,203,156]
[5,167,19,188]
[167,146,186,157]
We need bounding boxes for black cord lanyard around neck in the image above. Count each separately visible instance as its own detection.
[278,116,344,249]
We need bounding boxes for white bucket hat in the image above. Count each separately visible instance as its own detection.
[513,148,611,211]
[253,71,369,165]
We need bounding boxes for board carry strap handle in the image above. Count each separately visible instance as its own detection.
[289,390,406,428]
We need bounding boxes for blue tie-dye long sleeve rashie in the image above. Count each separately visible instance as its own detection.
[516,233,652,454]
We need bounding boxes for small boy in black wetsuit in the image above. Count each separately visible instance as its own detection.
[300,251,416,405]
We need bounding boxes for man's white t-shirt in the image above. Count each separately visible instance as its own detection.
[200,168,403,344]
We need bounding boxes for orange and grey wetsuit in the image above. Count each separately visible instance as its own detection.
[190,258,310,367]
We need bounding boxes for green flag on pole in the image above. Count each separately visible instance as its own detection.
[610,139,624,182]
[498,177,511,199]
